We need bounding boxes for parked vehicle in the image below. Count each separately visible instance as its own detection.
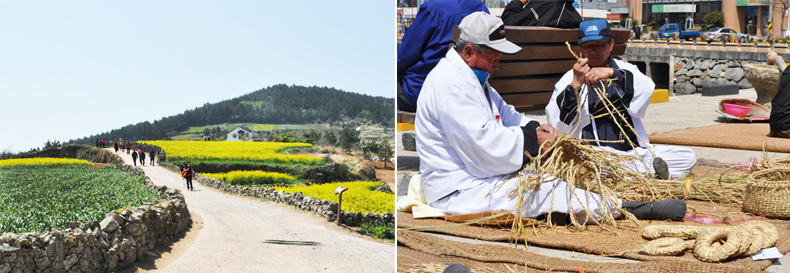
[657,23,701,40]
[701,28,751,43]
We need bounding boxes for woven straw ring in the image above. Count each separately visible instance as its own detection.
[641,238,687,256]
[694,227,744,262]
[738,221,779,255]
[642,225,704,240]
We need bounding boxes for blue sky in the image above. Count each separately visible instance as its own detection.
[0,0,394,153]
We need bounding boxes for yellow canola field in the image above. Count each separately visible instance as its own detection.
[0,158,92,167]
[274,181,394,214]
[203,170,296,186]
[142,140,322,165]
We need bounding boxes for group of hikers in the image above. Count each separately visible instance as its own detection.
[398,2,694,223]
[95,138,107,148]
[112,138,133,154]
[130,149,156,167]
[108,138,156,167]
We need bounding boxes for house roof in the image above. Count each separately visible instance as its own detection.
[229,125,254,133]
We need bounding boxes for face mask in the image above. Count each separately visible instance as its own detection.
[471,68,489,86]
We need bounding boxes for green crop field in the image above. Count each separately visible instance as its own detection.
[0,164,160,233]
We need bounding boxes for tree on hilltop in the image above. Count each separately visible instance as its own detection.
[338,124,360,155]
[377,139,393,168]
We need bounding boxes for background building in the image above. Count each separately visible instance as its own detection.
[397,0,790,39]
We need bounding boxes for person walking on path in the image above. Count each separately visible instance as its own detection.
[182,163,194,191]
[131,150,138,166]
[114,141,119,153]
[125,142,131,154]
[139,149,146,166]
[149,151,156,166]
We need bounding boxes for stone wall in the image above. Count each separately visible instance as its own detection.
[160,163,393,228]
[1,145,123,165]
[0,151,191,272]
[673,57,756,95]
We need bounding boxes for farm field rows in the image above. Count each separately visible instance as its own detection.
[143,140,323,166]
[274,181,394,214]
[0,161,159,234]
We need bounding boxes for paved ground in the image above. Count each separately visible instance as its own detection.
[111,150,395,273]
[396,88,790,272]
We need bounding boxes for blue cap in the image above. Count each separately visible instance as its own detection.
[578,18,612,45]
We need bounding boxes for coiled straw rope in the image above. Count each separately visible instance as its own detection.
[642,225,706,239]
[641,238,687,256]
[636,221,779,262]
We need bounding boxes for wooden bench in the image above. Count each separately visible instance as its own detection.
[397,26,631,124]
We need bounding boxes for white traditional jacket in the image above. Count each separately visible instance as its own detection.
[546,59,655,148]
[415,49,534,204]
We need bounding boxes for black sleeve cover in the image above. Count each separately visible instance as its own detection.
[617,69,635,108]
[556,84,579,125]
[520,120,541,166]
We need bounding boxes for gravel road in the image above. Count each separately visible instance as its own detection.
[111,149,395,272]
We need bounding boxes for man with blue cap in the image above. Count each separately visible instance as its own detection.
[546,18,697,180]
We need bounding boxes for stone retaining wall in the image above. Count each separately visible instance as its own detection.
[0,145,123,165]
[673,57,754,95]
[0,151,191,272]
[159,163,393,228]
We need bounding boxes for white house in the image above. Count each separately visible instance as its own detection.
[226,125,259,142]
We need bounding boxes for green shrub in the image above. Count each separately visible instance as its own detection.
[359,223,394,241]
[648,21,660,27]
[704,11,724,27]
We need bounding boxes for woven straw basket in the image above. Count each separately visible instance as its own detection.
[745,168,790,218]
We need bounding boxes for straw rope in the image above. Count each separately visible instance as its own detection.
[684,239,696,249]
[637,221,779,262]
[641,237,687,256]
[642,225,706,239]
[693,227,743,262]
[738,220,780,255]
[770,157,790,168]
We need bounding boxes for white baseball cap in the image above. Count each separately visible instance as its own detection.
[458,12,521,54]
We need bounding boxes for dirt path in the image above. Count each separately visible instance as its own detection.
[110,149,394,272]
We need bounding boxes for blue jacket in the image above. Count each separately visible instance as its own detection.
[397,0,488,107]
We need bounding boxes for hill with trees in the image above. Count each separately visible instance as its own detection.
[66,84,393,145]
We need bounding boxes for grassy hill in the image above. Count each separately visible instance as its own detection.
[66,84,393,145]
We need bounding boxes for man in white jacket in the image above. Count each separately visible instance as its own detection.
[546,18,696,180]
[417,12,617,222]
[416,13,687,223]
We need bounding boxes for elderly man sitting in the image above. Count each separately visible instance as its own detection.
[546,18,697,180]
[413,12,685,223]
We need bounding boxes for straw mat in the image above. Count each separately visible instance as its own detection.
[648,123,790,153]
[397,200,790,271]
[397,231,763,273]
[397,246,536,273]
